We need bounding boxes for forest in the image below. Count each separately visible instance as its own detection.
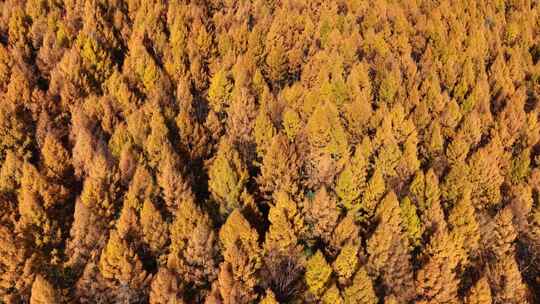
[0,0,539,303]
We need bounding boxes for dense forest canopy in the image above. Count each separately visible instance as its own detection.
[0,0,539,303]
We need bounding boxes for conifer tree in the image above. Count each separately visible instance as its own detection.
[168,198,218,289]
[145,108,172,168]
[0,222,36,302]
[149,267,184,304]
[157,153,193,214]
[469,146,504,209]
[264,191,304,252]
[99,230,149,290]
[367,192,414,302]
[448,187,480,264]
[465,276,492,304]
[305,187,340,244]
[333,243,359,283]
[0,150,23,193]
[208,68,233,114]
[306,101,348,158]
[415,227,460,304]
[30,275,59,304]
[335,147,368,211]
[330,213,360,253]
[208,139,248,216]
[217,210,261,303]
[257,134,301,198]
[442,162,471,206]
[400,196,422,250]
[489,254,528,304]
[140,198,168,256]
[342,266,378,304]
[260,289,279,304]
[486,207,517,258]
[305,251,332,299]
[359,168,385,218]
[253,105,276,158]
[322,284,343,304]
[41,133,71,178]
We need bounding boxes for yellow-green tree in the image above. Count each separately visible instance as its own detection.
[208,139,248,216]
[359,168,386,219]
[208,68,233,114]
[335,147,368,210]
[400,196,422,250]
[99,231,149,291]
[305,251,332,299]
[333,243,359,283]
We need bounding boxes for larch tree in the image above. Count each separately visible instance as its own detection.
[335,146,368,211]
[465,276,492,304]
[468,144,504,209]
[149,267,184,304]
[322,284,344,304]
[330,213,360,254]
[157,152,193,214]
[30,275,59,304]
[40,132,71,179]
[359,168,386,220]
[217,210,261,303]
[367,192,414,302]
[342,266,378,304]
[0,222,37,303]
[448,187,480,266]
[257,134,302,198]
[140,198,168,256]
[305,187,340,245]
[99,230,150,295]
[208,68,233,115]
[333,243,359,283]
[400,196,422,250]
[485,207,518,259]
[168,198,219,290]
[488,254,528,304]
[305,250,332,300]
[415,226,460,304]
[207,139,248,216]
[264,190,305,253]
[260,289,279,304]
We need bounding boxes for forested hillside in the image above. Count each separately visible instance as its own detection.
[0,0,539,303]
